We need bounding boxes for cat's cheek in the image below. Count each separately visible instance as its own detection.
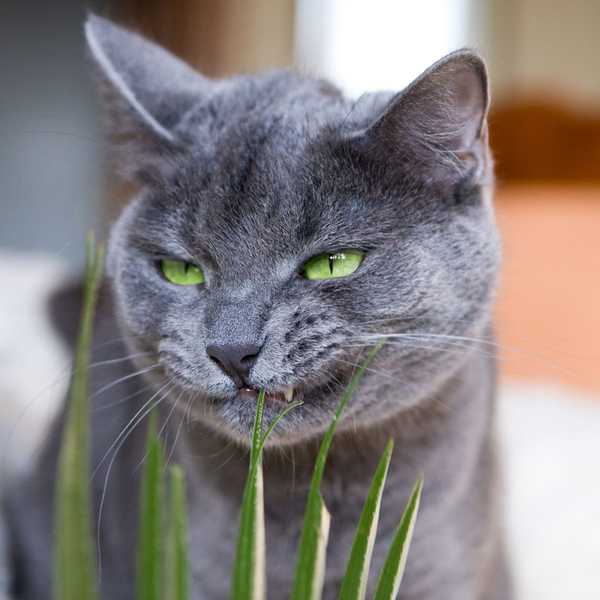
[115,279,157,331]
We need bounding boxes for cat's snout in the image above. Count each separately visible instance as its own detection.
[206,342,262,388]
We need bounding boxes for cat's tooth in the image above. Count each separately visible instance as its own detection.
[284,386,294,403]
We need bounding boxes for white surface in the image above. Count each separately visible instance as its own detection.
[0,252,69,481]
[498,382,600,600]
[295,0,470,97]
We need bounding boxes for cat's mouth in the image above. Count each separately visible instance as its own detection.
[236,386,297,404]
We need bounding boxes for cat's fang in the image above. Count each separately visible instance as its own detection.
[284,387,294,403]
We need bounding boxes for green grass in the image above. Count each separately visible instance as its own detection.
[53,233,103,600]
[136,412,165,600]
[53,237,422,600]
[338,438,394,600]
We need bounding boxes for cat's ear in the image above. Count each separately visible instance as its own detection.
[358,50,490,184]
[85,14,209,181]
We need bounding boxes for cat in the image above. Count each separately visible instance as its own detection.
[5,15,512,600]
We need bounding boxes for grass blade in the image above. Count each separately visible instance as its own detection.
[260,400,303,451]
[232,393,303,600]
[231,390,267,600]
[338,438,394,600]
[53,233,104,600]
[373,477,423,600]
[136,412,165,600]
[165,465,189,600]
[291,341,385,600]
[297,494,331,600]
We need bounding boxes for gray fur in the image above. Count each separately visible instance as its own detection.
[6,15,512,599]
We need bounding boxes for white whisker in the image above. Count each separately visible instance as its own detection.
[92,382,156,412]
[92,379,173,479]
[87,352,154,369]
[89,363,161,401]
[95,380,174,580]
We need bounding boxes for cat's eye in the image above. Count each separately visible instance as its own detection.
[302,250,364,280]
[160,259,205,286]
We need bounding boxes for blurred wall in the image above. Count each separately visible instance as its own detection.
[295,0,478,97]
[484,1,600,392]
[488,0,600,107]
[0,0,104,268]
[485,0,600,183]
[117,0,294,77]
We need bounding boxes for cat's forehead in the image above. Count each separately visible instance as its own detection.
[149,144,380,276]
[137,78,405,269]
[180,173,342,265]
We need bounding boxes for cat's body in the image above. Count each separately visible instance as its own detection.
[6,15,512,600]
[8,300,509,599]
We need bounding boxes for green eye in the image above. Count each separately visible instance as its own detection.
[302,249,364,280]
[160,259,205,286]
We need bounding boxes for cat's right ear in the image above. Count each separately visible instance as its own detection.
[85,14,210,182]
[351,50,490,187]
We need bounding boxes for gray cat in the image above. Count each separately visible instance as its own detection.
[6,15,512,600]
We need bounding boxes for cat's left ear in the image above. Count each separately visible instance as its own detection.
[357,50,490,184]
[85,14,210,181]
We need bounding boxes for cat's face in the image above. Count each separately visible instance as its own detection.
[88,16,499,445]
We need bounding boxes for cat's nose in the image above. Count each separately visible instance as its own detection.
[206,342,262,388]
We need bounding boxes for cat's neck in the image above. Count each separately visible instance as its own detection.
[174,351,493,505]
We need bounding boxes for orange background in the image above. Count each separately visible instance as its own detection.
[495,185,600,393]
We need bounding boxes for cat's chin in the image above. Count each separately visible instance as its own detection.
[174,383,337,447]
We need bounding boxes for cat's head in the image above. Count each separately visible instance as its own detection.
[86,15,499,445]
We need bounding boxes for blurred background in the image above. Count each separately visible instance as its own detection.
[1,1,599,597]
